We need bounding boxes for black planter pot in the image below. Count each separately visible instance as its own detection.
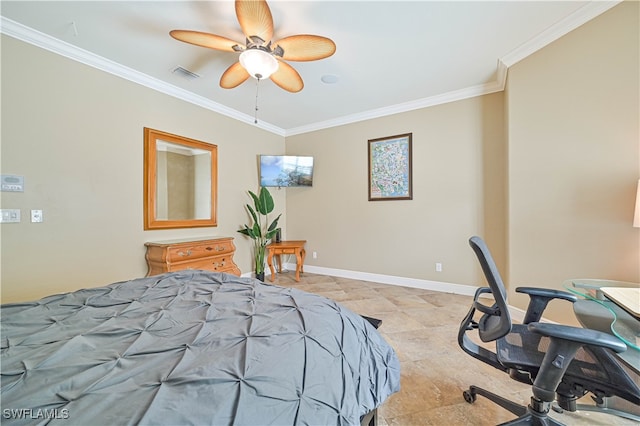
[255,272,265,282]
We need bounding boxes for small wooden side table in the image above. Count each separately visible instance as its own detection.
[266,240,306,282]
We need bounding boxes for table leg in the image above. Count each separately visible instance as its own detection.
[294,249,303,282]
[300,248,306,273]
[267,249,276,282]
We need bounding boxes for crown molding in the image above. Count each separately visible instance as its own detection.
[0,16,286,136]
[501,0,621,67]
[285,1,620,136]
[285,79,505,136]
[1,1,620,137]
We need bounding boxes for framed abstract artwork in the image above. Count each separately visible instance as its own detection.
[368,133,413,201]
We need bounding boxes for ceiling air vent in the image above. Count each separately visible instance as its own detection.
[172,66,200,80]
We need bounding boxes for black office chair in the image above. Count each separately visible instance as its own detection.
[458,236,640,425]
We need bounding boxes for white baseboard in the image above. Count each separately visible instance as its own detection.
[280,263,480,296]
[249,263,537,324]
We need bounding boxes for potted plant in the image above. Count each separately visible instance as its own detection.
[238,187,281,281]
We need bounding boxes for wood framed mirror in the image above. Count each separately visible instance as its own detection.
[144,127,217,230]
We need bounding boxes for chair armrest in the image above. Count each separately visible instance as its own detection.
[516,287,578,324]
[516,287,577,302]
[527,322,627,403]
[527,322,627,353]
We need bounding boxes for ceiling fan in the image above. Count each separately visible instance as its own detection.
[170,0,336,93]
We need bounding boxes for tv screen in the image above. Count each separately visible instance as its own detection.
[260,155,314,187]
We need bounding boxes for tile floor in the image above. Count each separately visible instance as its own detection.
[269,271,638,425]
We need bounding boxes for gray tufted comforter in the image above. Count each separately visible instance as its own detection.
[1,271,400,425]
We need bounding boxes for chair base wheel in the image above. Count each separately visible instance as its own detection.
[463,389,477,404]
[463,385,529,417]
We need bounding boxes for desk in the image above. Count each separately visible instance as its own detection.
[266,240,306,282]
[564,279,640,372]
[566,279,640,419]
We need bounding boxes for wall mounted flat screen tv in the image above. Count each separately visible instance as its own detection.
[260,155,314,187]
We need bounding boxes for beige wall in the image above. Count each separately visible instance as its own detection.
[506,1,639,324]
[285,93,506,287]
[0,36,285,302]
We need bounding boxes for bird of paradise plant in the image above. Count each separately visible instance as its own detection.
[238,187,281,280]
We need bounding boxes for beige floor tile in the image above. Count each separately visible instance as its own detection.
[385,294,438,310]
[377,311,427,333]
[339,296,400,316]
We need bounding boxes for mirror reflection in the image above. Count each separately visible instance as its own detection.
[155,140,211,221]
[144,128,217,230]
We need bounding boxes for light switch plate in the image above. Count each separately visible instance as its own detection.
[0,209,21,223]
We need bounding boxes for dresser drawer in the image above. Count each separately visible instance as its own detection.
[277,248,296,254]
[173,255,234,273]
[166,240,233,261]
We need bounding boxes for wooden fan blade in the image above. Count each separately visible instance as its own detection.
[275,35,336,61]
[235,0,273,43]
[220,62,250,89]
[270,61,303,93]
[170,30,240,52]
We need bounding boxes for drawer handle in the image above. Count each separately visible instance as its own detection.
[213,261,226,267]
[205,246,225,252]
[178,250,192,257]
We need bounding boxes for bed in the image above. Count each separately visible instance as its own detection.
[1,271,400,425]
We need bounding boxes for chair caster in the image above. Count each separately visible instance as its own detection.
[463,389,477,404]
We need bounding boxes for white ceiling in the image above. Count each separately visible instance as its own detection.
[0,1,620,136]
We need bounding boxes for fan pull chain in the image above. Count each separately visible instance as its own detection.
[253,77,261,124]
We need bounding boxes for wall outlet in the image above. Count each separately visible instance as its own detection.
[312,251,317,259]
[31,209,43,223]
[435,262,443,272]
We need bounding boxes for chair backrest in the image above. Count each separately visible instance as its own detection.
[468,236,512,342]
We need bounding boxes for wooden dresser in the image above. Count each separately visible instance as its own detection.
[145,237,241,277]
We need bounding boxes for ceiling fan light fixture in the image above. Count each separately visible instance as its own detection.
[239,48,279,80]
[171,0,335,93]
